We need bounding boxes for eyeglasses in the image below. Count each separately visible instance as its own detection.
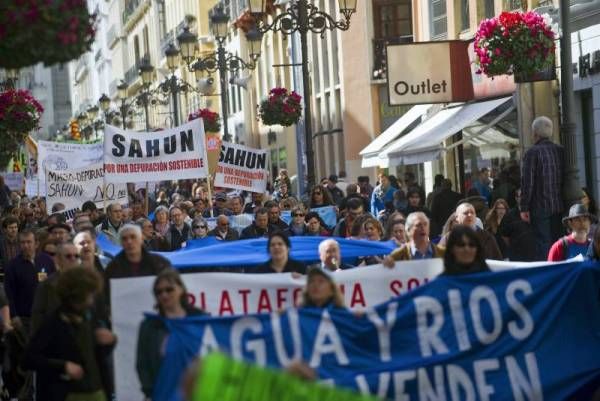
[293,213,305,217]
[193,225,207,229]
[154,286,175,296]
[455,242,477,249]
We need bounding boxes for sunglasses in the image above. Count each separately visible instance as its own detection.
[46,251,56,256]
[455,242,477,249]
[155,286,175,296]
[313,192,322,195]
[63,254,79,260]
[293,213,305,217]
[193,225,207,229]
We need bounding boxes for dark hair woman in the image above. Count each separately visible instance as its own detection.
[136,269,205,400]
[24,268,115,401]
[309,185,334,208]
[442,225,490,276]
[253,232,306,274]
[304,211,332,236]
[301,268,345,309]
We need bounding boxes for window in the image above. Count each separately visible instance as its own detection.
[429,0,447,39]
[143,26,150,58]
[373,0,413,39]
[134,35,140,65]
[158,1,167,39]
[460,0,470,31]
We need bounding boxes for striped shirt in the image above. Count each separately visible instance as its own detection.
[520,138,564,214]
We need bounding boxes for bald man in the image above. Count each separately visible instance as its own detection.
[208,215,239,241]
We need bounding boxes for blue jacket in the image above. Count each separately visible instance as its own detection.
[370,186,395,216]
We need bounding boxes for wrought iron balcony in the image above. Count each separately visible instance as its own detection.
[124,54,150,85]
[372,35,413,81]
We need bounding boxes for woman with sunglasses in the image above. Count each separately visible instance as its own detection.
[190,217,209,239]
[309,185,334,209]
[285,206,308,236]
[442,225,489,276]
[136,270,205,400]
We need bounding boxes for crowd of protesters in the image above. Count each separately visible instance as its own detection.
[0,116,596,399]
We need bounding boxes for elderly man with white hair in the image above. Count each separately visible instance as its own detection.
[439,202,503,260]
[384,212,444,267]
[105,224,171,281]
[318,239,354,271]
[520,116,565,260]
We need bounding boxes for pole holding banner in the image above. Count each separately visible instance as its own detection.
[206,175,214,218]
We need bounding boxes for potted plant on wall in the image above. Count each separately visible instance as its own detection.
[188,108,222,133]
[0,0,96,68]
[259,88,302,127]
[0,89,43,168]
[474,11,556,82]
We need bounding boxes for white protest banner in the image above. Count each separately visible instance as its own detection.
[103,119,208,183]
[45,163,128,219]
[1,172,23,191]
[214,142,268,192]
[37,140,104,193]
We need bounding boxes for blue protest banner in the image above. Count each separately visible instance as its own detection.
[97,234,395,268]
[150,261,600,401]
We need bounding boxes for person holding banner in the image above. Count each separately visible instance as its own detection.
[301,268,345,309]
[383,212,444,265]
[285,206,309,237]
[317,239,354,271]
[548,203,594,262]
[253,233,306,274]
[442,225,490,275]
[136,270,206,401]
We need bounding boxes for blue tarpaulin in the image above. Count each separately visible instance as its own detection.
[96,234,396,269]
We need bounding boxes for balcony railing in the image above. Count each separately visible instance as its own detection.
[372,35,413,81]
[160,20,188,54]
[123,0,150,26]
[124,54,150,85]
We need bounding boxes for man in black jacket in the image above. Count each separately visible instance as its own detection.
[241,208,270,239]
[265,201,289,232]
[165,206,191,250]
[105,224,171,281]
[208,215,240,241]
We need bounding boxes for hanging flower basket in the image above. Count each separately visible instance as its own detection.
[259,88,302,127]
[0,89,43,168]
[0,0,97,68]
[474,11,556,79]
[189,108,222,133]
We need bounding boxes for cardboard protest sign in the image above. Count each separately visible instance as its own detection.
[103,119,208,183]
[37,140,103,191]
[214,142,268,192]
[205,133,221,176]
[45,162,127,219]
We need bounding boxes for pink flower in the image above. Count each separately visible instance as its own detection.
[494,48,501,56]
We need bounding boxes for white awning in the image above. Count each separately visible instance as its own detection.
[380,96,513,166]
[360,104,431,168]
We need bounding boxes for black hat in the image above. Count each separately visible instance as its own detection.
[215,192,227,201]
[328,174,338,183]
[562,203,598,225]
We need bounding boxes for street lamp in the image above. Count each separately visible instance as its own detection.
[177,27,198,65]
[138,59,156,131]
[187,6,262,141]
[87,105,99,139]
[248,0,356,189]
[99,94,111,117]
[116,81,131,129]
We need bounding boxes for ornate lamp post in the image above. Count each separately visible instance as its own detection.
[1,68,19,90]
[248,0,356,188]
[176,8,262,142]
[86,105,99,139]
